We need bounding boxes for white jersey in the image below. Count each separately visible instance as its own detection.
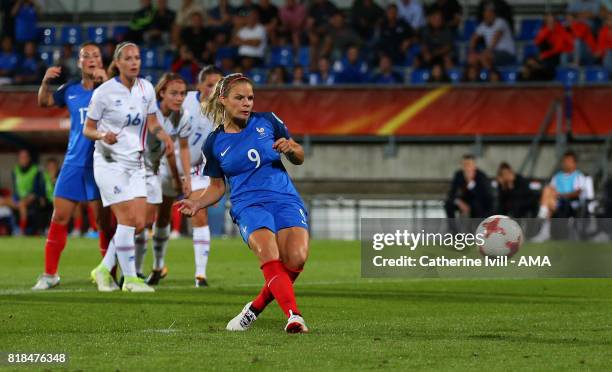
[145,107,191,173]
[87,77,157,167]
[182,91,214,167]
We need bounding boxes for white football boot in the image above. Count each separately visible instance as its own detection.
[90,264,119,292]
[226,301,258,331]
[285,310,309,334]
[31,274,60,291]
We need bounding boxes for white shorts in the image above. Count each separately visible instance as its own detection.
[94,156,147,207]
[145,169,162,205]
[161,165,210,198]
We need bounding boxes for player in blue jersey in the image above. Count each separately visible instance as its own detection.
[32,41,113,290]
[177,73,309,333]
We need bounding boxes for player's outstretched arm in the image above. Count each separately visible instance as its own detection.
[37,67,62,107]
[178,137,192,197]
[176,177,225,216]
[273,137,304,165]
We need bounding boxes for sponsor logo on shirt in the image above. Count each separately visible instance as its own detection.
[114,99,122,107]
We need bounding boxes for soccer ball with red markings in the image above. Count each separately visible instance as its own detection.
[475,215,523,257]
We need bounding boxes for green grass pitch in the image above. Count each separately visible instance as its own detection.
[1,237,612,371]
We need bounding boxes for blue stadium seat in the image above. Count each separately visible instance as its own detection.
[555,67,580,85]
[269,46,293,68]
[87,26,108,44]
[478,69,490,81]
[215,46,237,63]
[522,43,539,60]
[247,69,267,85]
[141,69,159,84]
[404,43,421,66]
[584,67,609,83]
[163,50,175,69]
[297,47,310,67]
[458,18,478,42]
[112,25,129,42]
[141,48,159,69]
[410,69,430,84]
[60,25,83,45]
[518,19,543,41]
[499,67,519,83]
[38,27,56,46]
[40,51,54,66]
[447,68,462,83]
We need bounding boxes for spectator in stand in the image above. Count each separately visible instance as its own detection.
[1,0,15,40]
[40,157,59,229]
[267,66,288,85]
[369,54,403,84]
[376,4,414,65]
[101,40,116,67]
[12,0,39,46]
[13,41,45,85]
[567,0,602,27]
[351,0,385,43]
[427,63,451,82]
[462,64,484,82]
[126,0,155,44]
[535,13,574,70]
[307,0,339,66]
[309,56,336,85]
[256,0,280,46]
[208,0,236,42]
[54,44,77,83]
[476,0,514,34]
[322,11,363,60]
[172,44,201,84]
[334,44,368,84]
[444,154,493,221]
[279,0,307,51]
[428,0,463,31]
[597,13,612,74]
[12,148,44,235]
[469,5,516,69]
[567,13,598,65]
[496,162,538,218]
[291,65,307,85]
[0,36,19,82]
[148,0,176,45]
[175,0,204,28]
[396,0,426,31]
[234,9,267,69]
[417,8,455,69]
[234,0,256,29]
[180,10,211,61]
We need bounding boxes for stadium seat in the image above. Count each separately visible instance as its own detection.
[112,25,129,42]
[40,51,54,66]
[555,67,580,85]
[522,43,539,60]
[247,69,267,85]
[458,18,478,42]
[215,46,237,64]
[518,19,543,41]
[584,66,609,83]
[60,25,83,45]
[269,46,293,68]
[478,69,490,81]
[141,48,159,69]
[404,43,421,66]
[38,26,56,46]
[297,47,310,67]
[141,69,160,83]
[499,67,520,83]
[410,69,430,84]
[447,68,463,83]
[163,50,175,70]
[87,26,108,44]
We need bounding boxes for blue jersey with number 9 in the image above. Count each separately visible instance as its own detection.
[202,112,303,217]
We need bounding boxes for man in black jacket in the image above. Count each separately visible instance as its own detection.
[496,162,538,218]
[445,154,493,219]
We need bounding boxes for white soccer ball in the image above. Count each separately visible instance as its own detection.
[475,215,523,257]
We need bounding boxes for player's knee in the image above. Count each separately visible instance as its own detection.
[285,246,308,270]
[51,210,71,225]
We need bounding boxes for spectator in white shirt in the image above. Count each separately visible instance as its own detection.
[396,0,426,31]
[469,5,516,69]
[233,8,267,70]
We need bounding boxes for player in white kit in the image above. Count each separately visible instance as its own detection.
[149,65,223,287]
[83,42,175,292]
[133,73,193,284]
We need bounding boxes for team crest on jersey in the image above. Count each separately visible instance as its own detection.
[256,127,266,137]
[142,96,148,104]
[114,99,122,107]
[113,186,121,194]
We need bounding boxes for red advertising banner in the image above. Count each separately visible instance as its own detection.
[0,87,610,136]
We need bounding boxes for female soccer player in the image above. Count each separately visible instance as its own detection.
[135,73,192,282]
[84,42,174,292]
[146,66,222,287]
[32,41,113,291]
[177,73,310,333]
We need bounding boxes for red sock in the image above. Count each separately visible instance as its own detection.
[44,222,68,275]
[73,216,82,233]
[252,264,302,313]
[87,206,97,231]
[19,218,27,233]
[171,204,181,233]
[260,260,300,318]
